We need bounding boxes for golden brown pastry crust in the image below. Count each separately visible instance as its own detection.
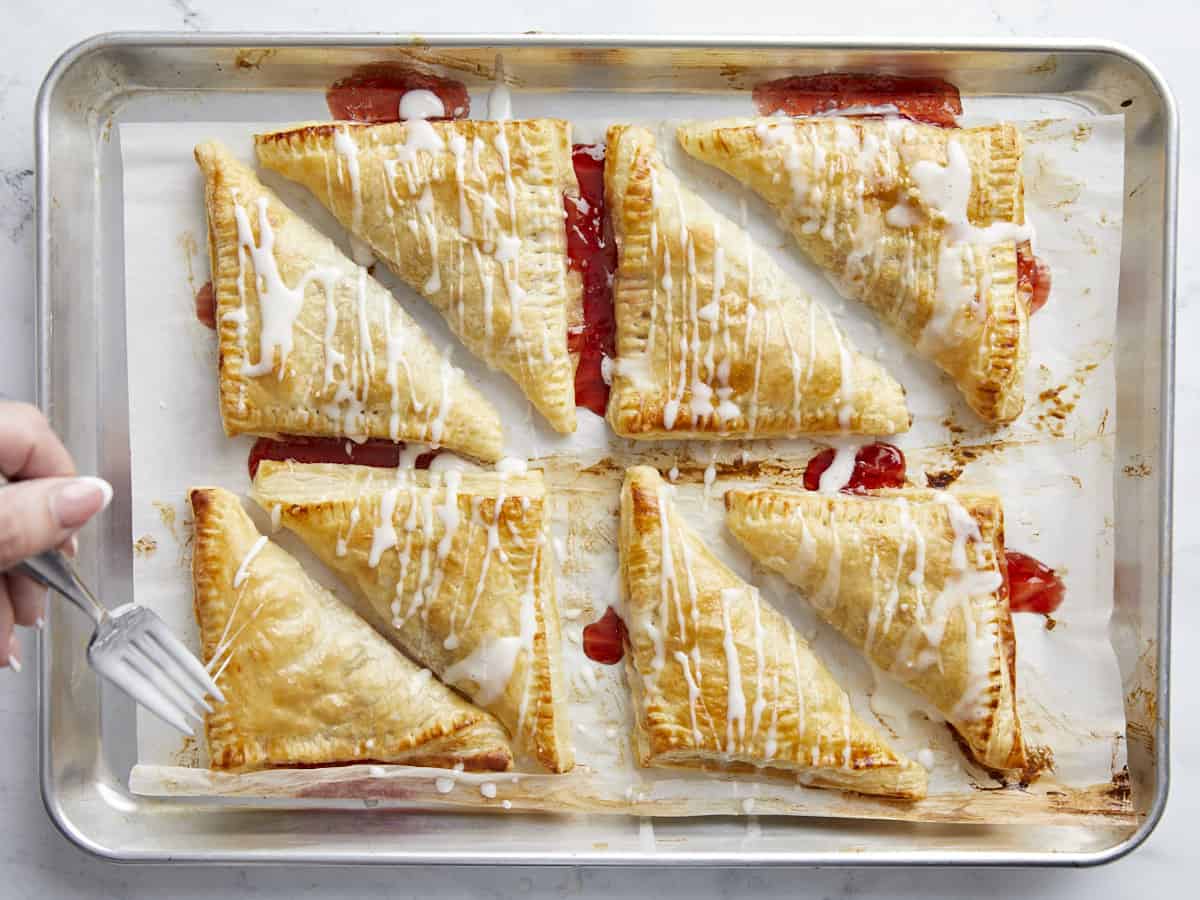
[189,486,513,773]
[604,126,910,439]
[677,118,1030,424]
[620,466,927,800]
[254,120,582,434]
[724,486,1027,773]
[194,141,504,462]
[250,461,573,773]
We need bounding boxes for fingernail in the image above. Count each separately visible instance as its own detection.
[52,476,113,528]
[63,535,79,557]
[7,637,20,673]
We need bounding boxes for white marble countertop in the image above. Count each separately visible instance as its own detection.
[1,0,1194,896]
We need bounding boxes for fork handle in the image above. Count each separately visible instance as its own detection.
[15,551,107,626]
[0,445,108,627]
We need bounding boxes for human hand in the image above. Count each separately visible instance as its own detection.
[0,401,112,670]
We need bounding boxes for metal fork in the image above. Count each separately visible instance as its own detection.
[15,549,224,735]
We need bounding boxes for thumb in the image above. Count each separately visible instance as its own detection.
[0,476,112,570]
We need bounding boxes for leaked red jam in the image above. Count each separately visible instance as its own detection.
[326,64,471,123]
[753,73,963,128]
[564,143,617,417]
[1005,551,1066,615]
[1017,241,1052,314]
[582,606,629,665]
[194,280,216,329]
[247,436,436,479]
[803,442,907,493]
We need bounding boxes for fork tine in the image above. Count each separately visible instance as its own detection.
[108,655,195,736]
[134,632,212,714]
[146,618,226,705]
[123,644,206,727]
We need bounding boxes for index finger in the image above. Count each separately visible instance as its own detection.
[0,401,76,480]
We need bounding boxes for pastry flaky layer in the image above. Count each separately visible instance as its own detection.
[677,118,1031,424]
[724,486,1028,774]
[189,486,513,773]
[254,120,582,434]
[604,126,910,439]
[194,141,504,462]
[619,466,927,800]
[250,460,574,773]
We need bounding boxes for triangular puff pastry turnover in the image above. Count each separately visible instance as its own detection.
[254,120,582,434]
[724,486,1029,774]
[677,118,1032,424]
[605,126,910,439]
[195,141,503,462]
[620,466,926,799]
[251,460,573,772]
[190,486,513,773]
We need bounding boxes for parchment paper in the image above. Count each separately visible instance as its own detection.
[119,102,1129,824]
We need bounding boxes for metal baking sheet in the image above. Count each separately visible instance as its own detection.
[35,33,1176,866]
[119,110,1129,823]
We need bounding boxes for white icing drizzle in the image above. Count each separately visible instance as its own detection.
[905,499,927,588]
[393,118,445,169]
[232,535,268,589]
[719,587,747,753]
[335,504,361,557]
[381,297,418,440]
[442,566,536,707]
[754,121,827,238]
[702,454,717,500]
[648,486,674,674]
[447,134,472,237]
[491,128,527,338]
[885,199,924,228]
[864,491,1004,723]
[435,469,462,559]
[675,522,704,685]
[674,650,704,746]
[368,486,402,568]
[319,269,346,389]
[816,438,863,495]
[416,185,441,293]
[207,544,281,682]
[903,139,1035,352]
[398,89,445,120]
[396,475,440,627]
[232,196,338,378]
[496,457,528,475]
[488,83,512,121]
[428,357,460,446]
[749,587,767,742]
[333,127,374,266]
[938,491,983,572]
[442,633,520,705]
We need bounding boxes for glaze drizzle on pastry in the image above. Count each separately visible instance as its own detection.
[256,119,581,434]
[195,141,504,461]
[605,126,910,439]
